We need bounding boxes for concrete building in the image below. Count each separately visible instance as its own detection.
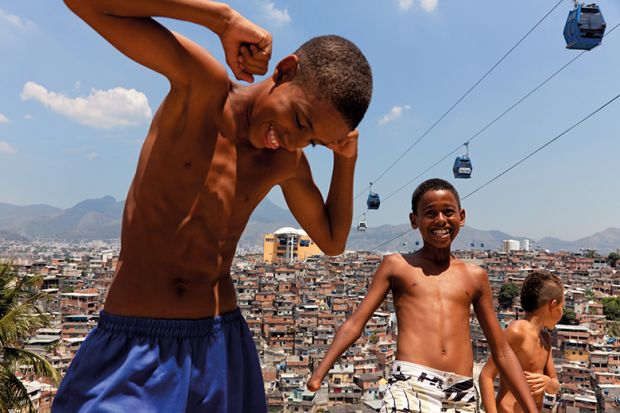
[502,239,520,253]
[263,227,323,263]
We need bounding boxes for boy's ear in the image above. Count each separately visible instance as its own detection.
[459,208,466,226]
[273,54,300,84]
[409,212,418,229]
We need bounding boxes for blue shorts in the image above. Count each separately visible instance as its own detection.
[52,308,267,413]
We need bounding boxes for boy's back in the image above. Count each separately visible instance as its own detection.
[494,320,552,412]
[480,270,563,413]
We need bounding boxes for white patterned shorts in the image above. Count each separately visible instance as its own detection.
[380,360,478,413]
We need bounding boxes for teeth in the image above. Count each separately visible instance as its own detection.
[268,126,278,147]
[432,229,449,235]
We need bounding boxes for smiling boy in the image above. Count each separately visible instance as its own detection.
[479,270,563,413]
[54,0,372,412]
[308,178,537,413]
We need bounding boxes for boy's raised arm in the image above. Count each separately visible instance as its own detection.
[64,0,271,85]
[281,131,358,256]
[473,269,539,413]
[479,357,499,413]
[307,254,391,391]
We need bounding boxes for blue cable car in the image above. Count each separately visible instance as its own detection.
[367,193,380,209]
[564,2,606,50]
[366,183,381,210]
[453,143,473,179]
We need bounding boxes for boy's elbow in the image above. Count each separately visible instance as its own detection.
[319,240,345,257]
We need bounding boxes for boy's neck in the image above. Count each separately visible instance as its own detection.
[523,311,547,332]
[418,245,453,264]
[228,80,271,143]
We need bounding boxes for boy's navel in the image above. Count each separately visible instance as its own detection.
[173,278,187,296]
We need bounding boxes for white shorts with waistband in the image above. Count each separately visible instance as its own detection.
[380,360,478,413]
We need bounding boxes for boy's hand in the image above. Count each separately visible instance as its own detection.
[307,375,321,392]
[219,11,272,83]
[524,371,549,396]
[326,130,359,159]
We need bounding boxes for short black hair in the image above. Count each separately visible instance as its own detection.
[520,270,564,312]
[293,35,372,130]
[411,178,461,214]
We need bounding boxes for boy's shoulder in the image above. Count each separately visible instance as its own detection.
[381,252,409,268]
[453,259,488,282]
[505,319,541,343]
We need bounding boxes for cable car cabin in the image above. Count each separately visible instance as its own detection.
[357,220,367,231]
[367,193,381,210]
[452,156,472,179]
[564,3,606,50]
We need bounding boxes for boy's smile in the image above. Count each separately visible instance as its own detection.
[410,189,465,249]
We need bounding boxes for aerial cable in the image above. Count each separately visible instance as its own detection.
[354,0,564,201]
[353,21,620,223]
[366,92,620,252]
[462,93,620,201]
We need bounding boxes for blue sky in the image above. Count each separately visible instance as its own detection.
[1,0,619,241]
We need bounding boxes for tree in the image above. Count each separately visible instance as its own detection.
[602,297,620,321]
[608,252,620,268]
[560,309,579,325]
[498,283,520,309]
[0,263,61,412]
[583,249,599,259]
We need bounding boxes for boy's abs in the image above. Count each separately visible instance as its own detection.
[104,257,240,319]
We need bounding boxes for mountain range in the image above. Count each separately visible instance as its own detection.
[0,196,618,254]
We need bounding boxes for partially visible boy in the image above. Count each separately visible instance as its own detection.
[308,178,538,413]
[480,271,563,413]
[55,0,372,411]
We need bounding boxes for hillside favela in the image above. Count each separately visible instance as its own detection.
[1,197,619,412]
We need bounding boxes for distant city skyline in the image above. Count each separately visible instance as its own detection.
[2,0,620,241]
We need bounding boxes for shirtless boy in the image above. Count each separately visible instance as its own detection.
[307,178,538,413]
[54,1,372,411]
[479,271,563,413]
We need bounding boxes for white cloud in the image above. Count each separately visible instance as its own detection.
[20,81,152,129]
[0,8,35,30]
[0,113,8,124]
[23,114,32,120]
[0,141,16,155]
[85,152,98,160]
[396,0,437,12]
[263,2,291,26]
[420,0,438,12]
[397,0,414,11]
[379,105,411,125]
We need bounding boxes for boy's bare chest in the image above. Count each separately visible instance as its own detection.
[395,270,477,305]
[135,127,295,235]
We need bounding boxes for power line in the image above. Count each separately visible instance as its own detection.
[354,21,619,223]
[367,92,620,251]
[354,0,564,201]
[462,93,620,200]
[367,229,413,252]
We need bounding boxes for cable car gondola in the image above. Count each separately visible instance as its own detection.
[357,213,367,232]
[366,183,381,210]
[564,2,606,50]
[453,143,473,179]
